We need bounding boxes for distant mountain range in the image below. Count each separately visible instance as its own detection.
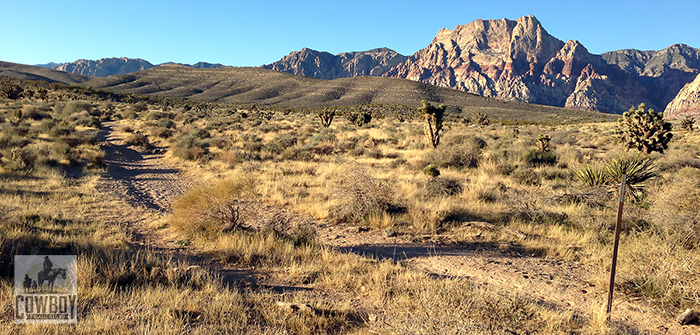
[265,16,699,115]
[33,57,226,77]
[14,15,700,116]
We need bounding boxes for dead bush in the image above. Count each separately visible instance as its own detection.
[171,178,256,239]
[330,164,393,223]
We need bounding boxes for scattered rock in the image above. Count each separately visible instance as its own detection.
[276,302,318,315]
[676,308,699,325]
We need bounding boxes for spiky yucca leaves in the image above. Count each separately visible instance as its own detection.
[573,155,657,202]
[318,108,336,128]
[616,103,673,154]
[680,115,695,132]
[573,164,608,187]
[605,154,658,202]
[418,100,446,148]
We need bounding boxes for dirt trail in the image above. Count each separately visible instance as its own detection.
[315,222,693,334]
[95,121,693,333]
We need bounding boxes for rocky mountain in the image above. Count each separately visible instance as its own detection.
[158,61,226,69]
[602,44,700,110]
[56,57,155,77]
[664,73,700,118]
[380,15,658,113]
[262,47,407,80]
[34,62,67,69]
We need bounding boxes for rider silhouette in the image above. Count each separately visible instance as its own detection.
[43,256,52,271]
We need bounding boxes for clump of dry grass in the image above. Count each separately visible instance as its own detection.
[171,177,257,239]
[329,163,393,223]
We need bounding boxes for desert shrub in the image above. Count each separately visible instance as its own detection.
[680,115,695,132]
[171,178,256,239]
[330,164,393,223]
[48,124,73,138]
[1,147,36,171]
[130,101,149,113]
[424,135,485,169]
[149,127,173,139]
[649,167,700,249]
[422,164,440,178]
[423,177,463,197]
[21,105,50,120]
[52,142,79,164]
[56,101,94,120]
[522,149,557,166]
[172,134,209,161]
[124,133,149,148]
[511,168,541,186]
[265,134,298,155]
[216,149,246,167]
[58,132,98,146]
[157,118,175,129]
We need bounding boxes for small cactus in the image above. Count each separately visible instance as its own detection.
[615,104,673,154]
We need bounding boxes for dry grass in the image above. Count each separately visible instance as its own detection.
[2,80,699,333]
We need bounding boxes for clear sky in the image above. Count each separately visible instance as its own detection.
[1,0,698,67]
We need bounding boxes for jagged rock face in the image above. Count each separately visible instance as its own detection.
[664,73,700,118]
[603,44,700,109]
[382,15,651,113]
[56,57,154,77]
[262,47,407,79]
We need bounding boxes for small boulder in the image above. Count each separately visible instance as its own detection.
[676,308,699,325]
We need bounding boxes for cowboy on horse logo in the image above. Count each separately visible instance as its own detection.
[14,255,77,324]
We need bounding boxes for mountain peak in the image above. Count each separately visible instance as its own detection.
[262,47,407,79]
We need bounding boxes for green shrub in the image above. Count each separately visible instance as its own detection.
[522,149,557,166]
[423,164,440,178]
[172,134,209,161]
[423,177,462,197]
[425,135,485,169]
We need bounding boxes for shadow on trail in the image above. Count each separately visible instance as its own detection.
[336,241,527,263]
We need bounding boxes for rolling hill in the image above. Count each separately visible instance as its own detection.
[86,64,612,123]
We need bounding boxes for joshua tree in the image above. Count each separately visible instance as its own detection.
[615,103,673,154]
[680,115,695,132]
[418,100,446,149]
[1,82,23,100]
[318,108,336,128]
[471,111,490,128]
[536,133,551,152]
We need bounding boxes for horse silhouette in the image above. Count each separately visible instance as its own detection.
[37,268,66,291]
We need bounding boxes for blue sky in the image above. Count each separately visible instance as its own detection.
[1,0,698,67]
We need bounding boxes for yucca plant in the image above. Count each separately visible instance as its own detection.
[573,155,657,202]
[573,164,608,187]
[604,154,657,202]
